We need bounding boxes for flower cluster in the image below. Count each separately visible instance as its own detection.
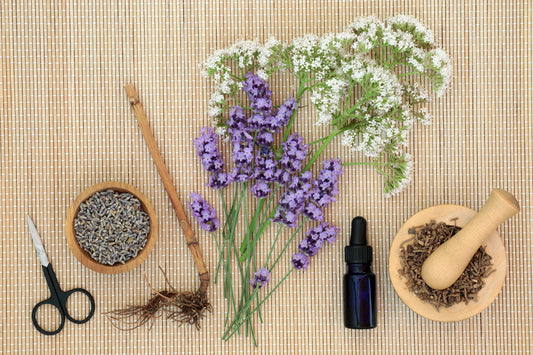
[277,133,309,183]
[251,147,278,198]
[292,222,340,270]
[271,171,315,228]
[187,192,220,232]
[305,159,344,221]
[203,16,451,197]
[249,268,270,290]
[194,127,232,189]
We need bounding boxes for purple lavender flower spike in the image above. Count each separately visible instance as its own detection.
[312,159,344,207]
[194,127,225,173]
[253,147,278,182]
[188,192,220,232]
[250,268,270,289]
[253,97,273,113]
[248,113,266,131]
[298,224,326,257]
[272,208,299,228]
[243,72,272,113]
[321,223,340,244]
[208,172,232,189]
[256,130,274,147]
[231,129,254,167]
[271,172,315,227]
[279,133,309,175]
[232,166,253,183]
[292,252,310,270]
[228,105,247,131]
[250,181,271,199]
[298,236,324,257]
[275,169,291,186]
[270,97,297,132]
[303,203,324,221]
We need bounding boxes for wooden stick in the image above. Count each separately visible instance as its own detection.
[124,84,210,295]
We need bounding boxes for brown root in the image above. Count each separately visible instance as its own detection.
[105,267,211,331]
[164,290,212,330]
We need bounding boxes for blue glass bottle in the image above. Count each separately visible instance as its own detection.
[343,216,377,329]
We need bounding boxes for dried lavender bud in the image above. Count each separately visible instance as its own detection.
[74,190,150,266]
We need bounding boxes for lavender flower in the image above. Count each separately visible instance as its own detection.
[272,171,314,227]
[227,105,247,131]
[250,268,270,289]
[243,72,272,113]
[298,237,323,257]
[208,172,232,189]
[304,159,344,220]
[248,113,266,131]
[231,129,254,167]
[303,203,324,222]
[291,252,310,270]
[296,222,340,266]
[194,127,224,173]
[232,166,253,183]
[250,181,271,198]
[269,97,297,132]
[188,192,220,232]
[279,133,309,177]
[253,147,278,182]
[256,130,274,146]
[321,223,340,244]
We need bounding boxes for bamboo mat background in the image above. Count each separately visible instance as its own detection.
[1,1,531,353]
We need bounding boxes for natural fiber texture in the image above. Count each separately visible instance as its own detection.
[1,1,531,353]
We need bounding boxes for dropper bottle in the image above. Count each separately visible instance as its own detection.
[343,216,377,329]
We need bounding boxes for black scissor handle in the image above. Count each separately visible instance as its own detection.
[60,288,95,324]
[33,264,95,335]
[31,297,66,336]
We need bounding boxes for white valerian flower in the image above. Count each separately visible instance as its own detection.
[290,33,339,81]
[215,126,228,138]
[416,107,432,125]
[256,69,268,80]
[310,78,348,125]
[208,104,222,118]
[209,91,225,106]
[384,153,414,198]
[387,15,435,45]
[426,48,453,97]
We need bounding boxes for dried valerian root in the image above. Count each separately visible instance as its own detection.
[399,220,494,310]
[105,267,212,330]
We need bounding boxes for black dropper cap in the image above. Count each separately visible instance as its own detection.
[345,216,373,264]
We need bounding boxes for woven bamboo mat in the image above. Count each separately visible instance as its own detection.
[1,1,531,353]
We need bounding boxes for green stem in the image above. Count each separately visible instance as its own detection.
[342,161,391,167]
[264,226,283,268]
[223,268,295,341]
[239,197,266,254]
[269,218,308,272]
[282,78,307,142]
[302,129,340,172]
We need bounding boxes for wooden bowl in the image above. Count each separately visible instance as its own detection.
[388,204,506,322]
[66,181,158,274]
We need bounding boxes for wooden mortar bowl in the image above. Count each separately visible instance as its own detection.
[388,204,506,322]
[66,181,158,274]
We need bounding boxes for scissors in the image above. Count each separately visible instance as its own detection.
[27,215,95,335]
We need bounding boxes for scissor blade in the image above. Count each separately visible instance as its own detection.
[26,215,50,267]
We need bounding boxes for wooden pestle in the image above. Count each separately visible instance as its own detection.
[421,188,520,290]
